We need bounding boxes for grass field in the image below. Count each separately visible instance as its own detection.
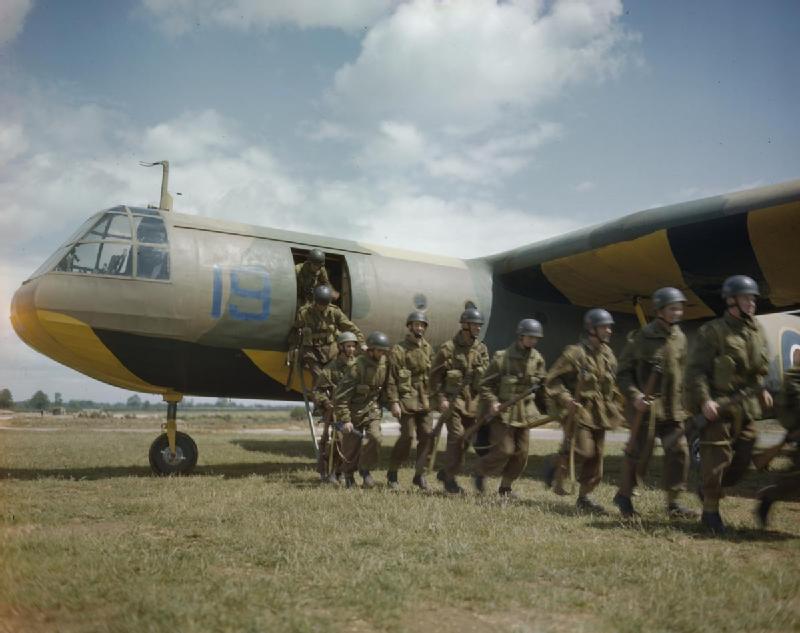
[0,413,798,633]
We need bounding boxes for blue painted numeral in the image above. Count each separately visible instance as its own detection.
[210,265,271,321]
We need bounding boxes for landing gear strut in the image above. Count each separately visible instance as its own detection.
[149,394,198,475]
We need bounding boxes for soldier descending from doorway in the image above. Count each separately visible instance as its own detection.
[684,275,772,534]
[430,304,490,494]
[295,248,339,308]
[288,284,364,384]
[545,309,625,515]
[313,331,359,484]
[385,311,435,491]
[473,318,547,498]
[334,332,393,489]
[612,287,698,519]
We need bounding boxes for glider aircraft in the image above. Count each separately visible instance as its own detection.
[10,163,800,474]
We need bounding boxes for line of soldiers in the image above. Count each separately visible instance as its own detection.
[289,272,798,534]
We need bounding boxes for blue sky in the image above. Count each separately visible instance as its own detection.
[1,0,799,403]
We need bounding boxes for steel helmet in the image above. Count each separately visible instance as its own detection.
[337,331,358,345]
[308,248,325,264]
[721,275,760,298]
[313,285,332,305]
[652,287,687,311]
[366,331,391,350]
[459,307,485,325]
[406,311,429,326]
[584,308,614,330]
[516,318,544,338]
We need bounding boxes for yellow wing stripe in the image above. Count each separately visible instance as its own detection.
[747,201,800,308]
[243,349,314,394]
[541,229,714,319]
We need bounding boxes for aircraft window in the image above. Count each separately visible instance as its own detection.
[96,242,133,276]
[85,213,132,241]
[135,216,168,244]
[55,242,101,274]
[128,207,162,216]
[136,246,170,280]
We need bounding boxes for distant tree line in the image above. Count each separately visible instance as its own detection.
[0,388,297,412]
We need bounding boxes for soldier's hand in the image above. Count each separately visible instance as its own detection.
[701,399,719,422]
[761,389,774,410]
[343,422,354,433]
[634,395,651,413]
[439,398,450,413]
[490,401,501,415]
[390,402,401,419]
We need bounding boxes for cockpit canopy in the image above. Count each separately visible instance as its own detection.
[34,206,170,281]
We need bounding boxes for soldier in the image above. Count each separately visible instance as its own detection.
[313,331,359,484]
[334,331,392,489]
[545,309,625,514]
[755,365,800,528]
[684,275,772,534]
[288,285,364,384]
[385,311,434,491]
[612,288,697,519]
[295,248,339,307]
[430,306,490,494]
[473,318,547,497]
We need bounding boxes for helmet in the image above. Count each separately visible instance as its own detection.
[459,307,485,325]
[583,308,614,330]
[308,248,325,264]
[516,318,544,338]
[406,311,429,326]
[313,285,332,305]
[721,275,760,298]
[366,331,391,350]
[652,287,687,311]
[337,331,358,345]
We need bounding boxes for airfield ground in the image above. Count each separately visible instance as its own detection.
[0,411,797,633]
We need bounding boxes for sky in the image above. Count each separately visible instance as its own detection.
[1,0,799,404]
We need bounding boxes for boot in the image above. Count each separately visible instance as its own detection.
[613,492,637,518]
[360,469,376,489]
[472,474,486,494]
[552,456,569,496]
[325,471,339,485]
[412,474,429,491]
[498,486,519,500]
[700,511,726,535]
[436,469,447,483]
[444,477,464,494]
[386,470,399,491]
[344,474,357,489]
[577,496,609,516]
[755,491,775,529]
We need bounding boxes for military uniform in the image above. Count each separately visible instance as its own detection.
[295,261,331,306]
[386,333,434,478]
[430,331,490,480]
[289,304,363,381]
[545,339,624,498]
[684,312,769,512]
[314,353,356,479]
[334,353,390,477]
[475,342,546,486]
[757,367,800,524]
[616,320,690,504]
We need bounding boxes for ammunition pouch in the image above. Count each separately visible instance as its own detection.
[444,369,463,396]
[498,375,518,401]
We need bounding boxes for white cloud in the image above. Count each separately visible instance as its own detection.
[141,0,400,35]
[0,0,33,47]
[331,0,630,130]
[575,180,595,192]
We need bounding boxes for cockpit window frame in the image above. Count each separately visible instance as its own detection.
[43,206,172,283]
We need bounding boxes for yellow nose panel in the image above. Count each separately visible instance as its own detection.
[34,309,166,394]
[243,349,313,394]
[541,229,714,319]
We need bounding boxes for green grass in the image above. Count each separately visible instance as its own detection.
[0,416,798,633]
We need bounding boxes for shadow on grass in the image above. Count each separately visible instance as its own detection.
[585,517,798,542]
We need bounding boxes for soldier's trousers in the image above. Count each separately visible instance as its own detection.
[574,425,606,496]
[317,422,342,476]
[620,420,689,495]
[699,416,757,511]
[340,418,382,475]
[442,409,477,479]
[299,344,335,384]
[760,450,800,503]
[388,411,433,474]
[475,420,529,481]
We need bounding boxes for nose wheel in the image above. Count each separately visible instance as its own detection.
[149,397,198,475]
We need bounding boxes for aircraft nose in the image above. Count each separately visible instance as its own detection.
[10,277,48,356]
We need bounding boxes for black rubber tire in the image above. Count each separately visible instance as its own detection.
[149,431,198,475]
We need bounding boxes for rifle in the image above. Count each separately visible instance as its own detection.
[562,369,590,494]
[623,363,662,459]
[752,429,799,470]
[462,380,543,444]
[285,326,301,392]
